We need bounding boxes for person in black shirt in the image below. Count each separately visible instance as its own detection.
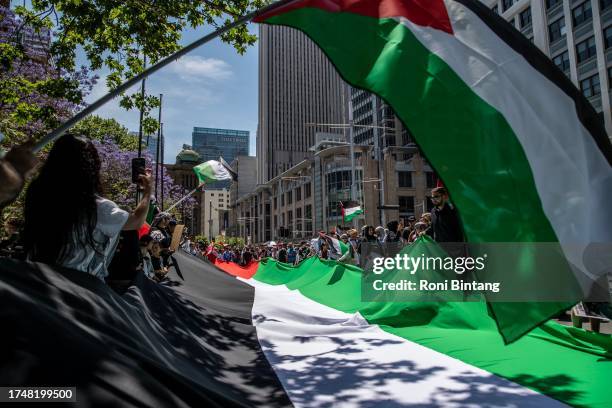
[430,187,464,243]
[277,243,288,263]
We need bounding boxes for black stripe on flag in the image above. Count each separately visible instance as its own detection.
[454,0,612,166]
[0,254,291,407]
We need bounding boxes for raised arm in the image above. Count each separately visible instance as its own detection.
[123,170,153,231]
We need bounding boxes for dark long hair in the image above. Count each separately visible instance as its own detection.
[23,134,102,264]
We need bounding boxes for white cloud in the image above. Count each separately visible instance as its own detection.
[171,56,232,81]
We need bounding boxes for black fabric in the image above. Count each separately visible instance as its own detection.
[107,230,141,282]
[454,0,612,166]
[0,252,291,407]
[151,255,163,271]
[431,203,464,243]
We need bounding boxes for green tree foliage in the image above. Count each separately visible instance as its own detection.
[72,115,140,151]
[15,0,265,135]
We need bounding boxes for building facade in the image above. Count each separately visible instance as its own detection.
[227,156,257,237]
[484,0,612,136]
[201,189,230,240]
[145,134,161,161]
[230,141,436,244]
[192,127,249,163]
[257,24,346,184]
[164,148,202,235]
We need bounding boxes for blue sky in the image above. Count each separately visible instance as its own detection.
[85,24,259,164]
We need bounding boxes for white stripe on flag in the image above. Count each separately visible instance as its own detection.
[241,278,564,408]
[344,206,362,217]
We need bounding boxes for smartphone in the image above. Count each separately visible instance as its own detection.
[131,157,146,183]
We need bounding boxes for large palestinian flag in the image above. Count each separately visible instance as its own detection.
[214,238,612,407]
[255,0,612,343]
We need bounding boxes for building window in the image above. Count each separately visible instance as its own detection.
[519,7,532,28]
[548,18,566,43]
[580,74,600,98]
[273,197,277,210]
[287,191,292,205]
[605,26,612,49]
[399,196,415,216]
[502,0,515,12]
[546,0,562,9]
[572,2,592,27]
[425,172,437,189]
[602,0,612,11]
[398,171,413,188]
[304,182,311,198]
[305,204,313,235]
[296,186,302,201]
[281,194,285,206]
[553,51,570,72]
[576,36,596,63]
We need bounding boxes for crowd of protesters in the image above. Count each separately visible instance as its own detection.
[178,185,463,270]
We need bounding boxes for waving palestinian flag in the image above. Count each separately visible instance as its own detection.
[212,237,612,407]
[193,159,237,184]
[256,0,612,343]
[340,201,364,222]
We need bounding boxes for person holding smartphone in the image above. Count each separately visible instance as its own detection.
[22,134,153,281]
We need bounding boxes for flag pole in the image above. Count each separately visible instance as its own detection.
[166,183,204,213]
[154,94,163,200]
[137,54,147,158]
[160,123,165,210]
[32,0,297,153]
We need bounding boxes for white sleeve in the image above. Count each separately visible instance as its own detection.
[96,198,129,238]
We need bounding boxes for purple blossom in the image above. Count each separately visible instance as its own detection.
[0,6,97,140]
[92,138,196,216]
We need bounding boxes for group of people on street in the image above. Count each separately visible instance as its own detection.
[180,186,464,270]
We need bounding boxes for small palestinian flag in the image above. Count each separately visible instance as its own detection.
[342,201,364,222]
[138,198,158,238]
[193,159,237,184]
[256,0,612,343]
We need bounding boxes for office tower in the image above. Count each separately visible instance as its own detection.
[484,0,611,136]
[257,24,346,183]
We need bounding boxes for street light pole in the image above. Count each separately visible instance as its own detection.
[208,200,213,241]
[347,95,357,225]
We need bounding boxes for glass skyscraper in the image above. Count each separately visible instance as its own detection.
[192,127,249,164]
